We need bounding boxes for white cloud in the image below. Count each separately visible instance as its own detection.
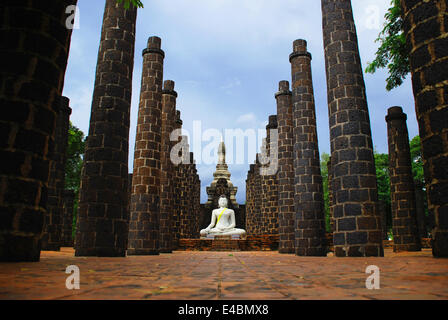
[236,113,256,125]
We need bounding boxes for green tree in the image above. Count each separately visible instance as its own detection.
[374,151,391,234]
[65,122,86,238]
[320,152,331,232]
[365,0,409,91]
[116,0,144,9]
[409,135,424,184]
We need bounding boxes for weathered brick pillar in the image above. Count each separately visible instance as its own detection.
[400,0,448,257]
[0,0,77,262]
[290,39,327,256]
[322,0,383,257]
[128,36,164,255]
[128,173,133,211]
[192,167,201,238]
[266,116,279,235]
[260,116,278,235]
[250,155,263,235]
[172,110,183,245]
[386,106,421,251]
[188,152,197,238]
[260,138,269,234]
[328,156,335,233]
[75,1,136,257]
[414,180,427,239]
[159,80,177,253]
[178,136,190,238]
[245,164,255,234]
[276,80,295,251]
[61,190,75,247]
[379,200,389,240]
[42,96,72,251]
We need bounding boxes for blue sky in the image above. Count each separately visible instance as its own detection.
[63,0,418,204]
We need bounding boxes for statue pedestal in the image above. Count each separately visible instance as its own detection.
[177,235,279,251]
[201,234,246,240]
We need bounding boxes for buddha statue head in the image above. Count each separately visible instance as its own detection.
[218,195,228,208]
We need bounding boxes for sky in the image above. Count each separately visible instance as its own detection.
[63,0,418,204]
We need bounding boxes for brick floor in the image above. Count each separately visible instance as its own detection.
[0,248,447,300]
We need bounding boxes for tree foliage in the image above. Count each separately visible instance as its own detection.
[116,0,144,9]
[409,135,424,185]
[320,152,331,233]
[65,122,85,238]
[365,0,410,91]
[374,150,392,231]
[65,122,85,192]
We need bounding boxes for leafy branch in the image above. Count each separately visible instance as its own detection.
[116,0,144,9]
[365,0,410,91]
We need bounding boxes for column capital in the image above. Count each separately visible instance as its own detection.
[386,106,407,122]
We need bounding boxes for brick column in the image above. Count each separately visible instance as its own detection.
[172,110,183,245]
[259,116,278,235]
[290,39,327,256]
[128,36,164,255]
[75,1,136,257]
[328,156,335,233]
[386,106,421,251]
[266,116,279,235]
[61,190,75,247]
[192,166,201,238]
[400,0,448,257]
[245,164,255,234]
[321,0,383,257]
[260,138,268,234]
[178,136,190,238]
[187,152,196,238]
[159,80,177,253]
[248,155,262,235]
[276,81,295,252]
[379,200,389,240]
[414,180,427,239]
[42,96,72,251]
[0,0,76,261]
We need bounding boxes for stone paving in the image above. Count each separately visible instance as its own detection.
[0,248,447,300]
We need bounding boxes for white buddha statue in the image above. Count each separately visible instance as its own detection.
[200,196,246,238]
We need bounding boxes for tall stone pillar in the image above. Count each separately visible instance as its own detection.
[266,116,279,235]
[290,39,327,256]
[414,180,427,239]
[61,190,75,247]
[386,106,421,251]
[178,136,190,238]
[400,0,448,257]
[245,164,255,235]
[128,36,164,255]
[260,116,278,235]
[192,167,201,238]
[75,1,136,257]
[251,155,263,235]
[42,97,72,251]
[0,0,77,262]
[276,81,295,252]
[159,80,177,253]
[172,110,183,245]
[328,156,335,233]
[321,0,383,257]
[187,152,196,238]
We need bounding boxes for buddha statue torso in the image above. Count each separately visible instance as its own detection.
[200,196,246,239]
